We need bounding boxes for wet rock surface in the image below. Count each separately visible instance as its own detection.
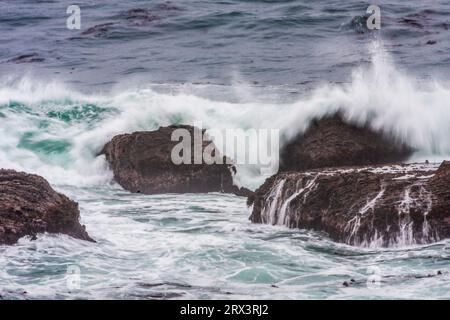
[100,125,251,196]
[249,162,450,247]
[0,169,93,245]
[279,115,413,172]
[81,23,116,37]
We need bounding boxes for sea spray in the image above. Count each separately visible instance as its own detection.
[1,41,450,189]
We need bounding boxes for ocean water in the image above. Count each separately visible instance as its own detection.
[1,0,450,299]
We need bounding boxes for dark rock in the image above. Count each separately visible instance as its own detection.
[100,125,252,196]
[156,2,182,11]
[426,40,437,45]
[0,170,93,245]
[398,10,436,30]
[124,8,160,26]
[139,282,192,289]
[249,162,450,247]
[342,271,443,288]
[6,53,44,64]
[127,8,151,17]
[279,114,413,172]
[399,18,424,29]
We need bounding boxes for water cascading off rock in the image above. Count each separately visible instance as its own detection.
[249,162,450,247]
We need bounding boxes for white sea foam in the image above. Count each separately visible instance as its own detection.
[0,41,449,189]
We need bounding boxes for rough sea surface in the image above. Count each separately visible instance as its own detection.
[0,0,450,299]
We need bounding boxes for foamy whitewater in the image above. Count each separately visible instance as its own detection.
[1,0,450,299]
[1,42,450,189]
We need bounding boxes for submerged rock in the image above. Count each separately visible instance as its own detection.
[249,162,450,247]
[280,115,413,172]
[0,170,93,245]
[348,15,370,34]
[5,53,45,64]
[100,125,251,196]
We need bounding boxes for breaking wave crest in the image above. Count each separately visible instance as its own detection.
[1,41,449,189]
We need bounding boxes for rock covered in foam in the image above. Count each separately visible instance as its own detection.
[280,114,413,172]
[99,125,251,196]
[249,162,450,247]
[0,169,93,245]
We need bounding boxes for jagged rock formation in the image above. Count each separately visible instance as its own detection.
[249,162,450,247]
[0,170,93,245]
[279,115,413,172]
[100,125,251,196]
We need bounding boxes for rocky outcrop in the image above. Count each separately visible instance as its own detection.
[5,53,45,64]
[100,125,251,196]
[428,161,450,237]
[279,115,413,172]
[82,23,115,36]
[249,162,450,247]
[0,170,93,245]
